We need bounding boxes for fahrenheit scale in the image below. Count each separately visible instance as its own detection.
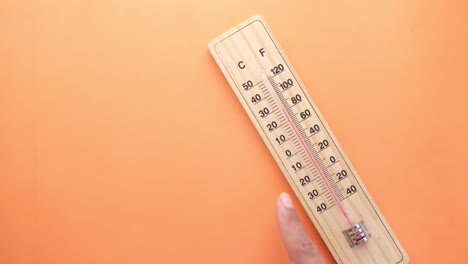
[209,15,409,264]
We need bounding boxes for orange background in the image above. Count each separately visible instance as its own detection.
[1,1,467,263]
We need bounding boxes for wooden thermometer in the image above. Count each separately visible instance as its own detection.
[209,15,409,264]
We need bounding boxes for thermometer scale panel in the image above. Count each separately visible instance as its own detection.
[209,15,409,264]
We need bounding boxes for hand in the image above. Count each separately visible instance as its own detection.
[276,193,326,264]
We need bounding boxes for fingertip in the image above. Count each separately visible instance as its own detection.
[275,192,326,264]
[279,192,294,209]
[276,193,294,227]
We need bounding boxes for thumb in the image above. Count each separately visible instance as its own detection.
[276,193,325,264]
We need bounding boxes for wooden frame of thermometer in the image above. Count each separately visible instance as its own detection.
[208,15,409,264]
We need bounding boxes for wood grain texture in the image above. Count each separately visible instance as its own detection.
[209,14,409,264]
